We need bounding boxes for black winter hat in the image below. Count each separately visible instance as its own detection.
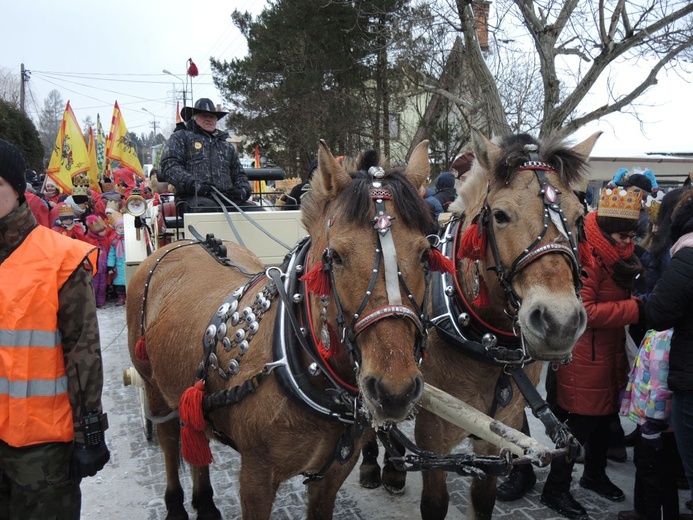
[0,139,26,204]
[181,98,228,121]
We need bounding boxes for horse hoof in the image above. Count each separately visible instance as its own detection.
[382,464,406,495]
[359,463,382,489]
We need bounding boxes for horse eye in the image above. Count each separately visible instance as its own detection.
[330,250,343,265]
[421,249,430,264]
[492,210,510,225]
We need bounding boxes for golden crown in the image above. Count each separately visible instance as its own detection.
[71,173,90,197]
[597,187,642,221]
[58,204,75,218]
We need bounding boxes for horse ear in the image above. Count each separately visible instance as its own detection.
[471,127,501,172]
[570,131,602,161]
[318,139,350,194]
[405,140,430,191]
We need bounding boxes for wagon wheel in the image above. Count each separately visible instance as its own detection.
[138,386,154,441]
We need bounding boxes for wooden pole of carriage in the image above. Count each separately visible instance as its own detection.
[421,383,553,465]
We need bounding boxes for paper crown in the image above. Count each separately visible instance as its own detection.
[598,187,642,221]
[644,190,665,222]
[58,204,75,218]
[71,173,90,197]
[86,214,106,232]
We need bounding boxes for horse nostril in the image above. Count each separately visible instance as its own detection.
[527,305,549,335]
[410,374,424,401]
[363,376,380,401]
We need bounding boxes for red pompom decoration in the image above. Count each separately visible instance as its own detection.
[135,336,148,362]
[301,261,331,296]
[428,247,456,273]
[187,58,199,77]
[317,324,340,360]
[179,380,213,466]
[474,274,491,308]
[457,221,487,261]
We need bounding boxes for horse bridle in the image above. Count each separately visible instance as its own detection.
[319,166,429,369]
[477,157,583,314]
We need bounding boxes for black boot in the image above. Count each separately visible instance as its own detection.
[540,486,588,520]
[496,463,537,501]
[579,473,625,501]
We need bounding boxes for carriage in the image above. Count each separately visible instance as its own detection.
[120,134,594,519]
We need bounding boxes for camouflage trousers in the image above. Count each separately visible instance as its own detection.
[0,440,80,520]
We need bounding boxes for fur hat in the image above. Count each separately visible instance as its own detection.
[181,98,228,122]
[597,187,642,221]
[450,152,474,179]
[0,139,27,203]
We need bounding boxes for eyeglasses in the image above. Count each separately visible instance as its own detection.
[616,232,637,241]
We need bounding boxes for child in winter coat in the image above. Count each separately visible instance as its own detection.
[107,217,126,306]
[84,215,112,308]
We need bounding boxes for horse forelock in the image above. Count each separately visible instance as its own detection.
[491,133,588,188]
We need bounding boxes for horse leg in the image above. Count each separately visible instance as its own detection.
[381,433,407,495]
[157,418,189,520]
[416,410,453,520]
[190,465,221,520]
[238,455,279,520]
[467,440,501,520]
[306,460,359,520]
[358,438,382,489]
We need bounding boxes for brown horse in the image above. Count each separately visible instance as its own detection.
[126,140,437,520]
[413,129,601,519]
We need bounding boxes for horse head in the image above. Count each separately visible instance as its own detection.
[301,140,433,424]
[452,129,601,362]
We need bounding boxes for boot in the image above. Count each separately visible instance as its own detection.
[624,425,640,447]
[606,445,628,463]
[617,510,645,520]
[579,473,625,502]
[116,294,126,306]
[540,486,588,520]
[496,463,536,501]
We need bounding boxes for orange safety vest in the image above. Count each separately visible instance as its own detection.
[0,226,97,447]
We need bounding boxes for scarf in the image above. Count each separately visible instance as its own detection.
[0,202,37,264]
[671,231,693,257]
[584,211,634,267]
[113,232,125,259]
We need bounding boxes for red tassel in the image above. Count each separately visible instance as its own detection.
[187,58,199,77]
[135,336,148,362]
[300,261,331,295]
[458,222,487,261]
[578,242,594,269]
[179,380,213,466]
[474,274,491,308]
[428,248,455,273]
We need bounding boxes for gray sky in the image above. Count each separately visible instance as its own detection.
[4,0,692,159]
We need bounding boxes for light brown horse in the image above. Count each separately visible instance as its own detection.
[413,129,601,519]
[126,140,437,520]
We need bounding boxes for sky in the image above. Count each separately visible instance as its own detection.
[3,0,692,160]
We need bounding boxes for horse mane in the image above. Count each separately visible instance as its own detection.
[451,132,590,217]
[302,149,432,236]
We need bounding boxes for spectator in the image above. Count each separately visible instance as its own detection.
[646,189,693,513]
[84,215,112,309]
[107,217,127,306]
[52,204,86,241]
[283,159,317,210]
[541,186,645,520]
[0,138,109,519]
[159,98,252,214]
[42,177,64,208]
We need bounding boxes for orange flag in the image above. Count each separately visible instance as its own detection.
[175,101,182,124]
[86,127,102,192]
[106,101,145,178]
[46,101,90,194]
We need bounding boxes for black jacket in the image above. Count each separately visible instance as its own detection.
[160,120,251,203]
[646,246,693,393]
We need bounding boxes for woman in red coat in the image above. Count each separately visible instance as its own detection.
[541,186,645,520]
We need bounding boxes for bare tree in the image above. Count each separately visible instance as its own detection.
[410,1,693,139]
[38,90,65,164]
[0,67,21,109]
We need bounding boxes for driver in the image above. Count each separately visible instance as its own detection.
[159,98,252,214]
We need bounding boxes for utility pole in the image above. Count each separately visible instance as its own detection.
[19,63,30,114]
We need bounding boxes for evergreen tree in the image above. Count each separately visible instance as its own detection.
[0,99,45,171]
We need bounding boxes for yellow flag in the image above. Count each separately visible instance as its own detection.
[46,101,90,194]
[86,127,102,192]
[106,101,144,178]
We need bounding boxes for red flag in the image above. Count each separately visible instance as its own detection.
[254,146,260,168]
[187,58,199,77]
